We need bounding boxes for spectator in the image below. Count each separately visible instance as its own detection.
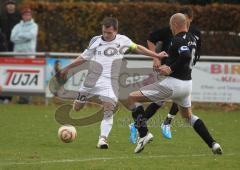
[0,0,21,51]
[11,7,38,58]
[0,0,21,104]
[10,7,38,104]
[0,29,9,104]
[0,29,7,51]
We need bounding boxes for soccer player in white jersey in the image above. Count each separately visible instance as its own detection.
[58,17,167,149]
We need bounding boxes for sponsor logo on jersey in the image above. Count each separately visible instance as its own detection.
[104,47,118,56]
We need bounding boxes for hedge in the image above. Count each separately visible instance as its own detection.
[23,2,240,55]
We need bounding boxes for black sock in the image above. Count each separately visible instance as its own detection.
[145,102,161,120]
[131,105,148,138]
[164,103,178,125]
[193,119,215,148]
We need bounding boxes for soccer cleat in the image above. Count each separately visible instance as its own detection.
[129,123,138,144]
[97,137,109,149]
[212,142,223,155]
[134,132,153,153]
[161,123,172,139]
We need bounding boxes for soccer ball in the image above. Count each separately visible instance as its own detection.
[58,125,77,143]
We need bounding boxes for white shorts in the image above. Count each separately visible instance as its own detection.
[140,76,192,108]
[79,77,118,104]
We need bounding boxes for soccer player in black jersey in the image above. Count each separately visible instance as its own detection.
[145,6,201,139]
[128,13,222,155]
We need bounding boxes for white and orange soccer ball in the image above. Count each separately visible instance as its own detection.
[58,125,77,143]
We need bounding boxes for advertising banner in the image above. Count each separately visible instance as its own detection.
[0,57,45,93]
[192,62,240,103]
[46,58,88,98]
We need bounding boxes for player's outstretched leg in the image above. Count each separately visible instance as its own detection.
[189,114,223,155]
[161,102,179,139]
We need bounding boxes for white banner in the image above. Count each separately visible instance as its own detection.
[45,57,240,103]
[0,58,45,93]
[192,62,240,103]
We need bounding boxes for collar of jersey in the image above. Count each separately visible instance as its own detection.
[101,35,117,43]
[176,31,187,36]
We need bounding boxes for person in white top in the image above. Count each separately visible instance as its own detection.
[59,17,167,149]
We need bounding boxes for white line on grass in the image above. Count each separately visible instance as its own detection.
[0,153,235,166]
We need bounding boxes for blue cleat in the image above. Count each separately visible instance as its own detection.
[161,123,172,139]
[129,123,138,144]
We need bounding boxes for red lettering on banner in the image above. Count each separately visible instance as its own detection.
[0,57,45,65]
[211,64,240,74]
[5,70,40,86]
[211,64,221,74]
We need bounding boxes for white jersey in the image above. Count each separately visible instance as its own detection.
[81,34,136,79]
[79,34,136,103]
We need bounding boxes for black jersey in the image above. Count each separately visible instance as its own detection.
[148,25,201,65]
[165,32,197,81]
[189,25,201,64]
[148,27,172,52]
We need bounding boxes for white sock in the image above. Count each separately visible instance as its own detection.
[189,114,199,126]
[129,102,142,111]
[100,111,113,138]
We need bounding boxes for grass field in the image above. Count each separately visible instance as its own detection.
[0,103,239,170]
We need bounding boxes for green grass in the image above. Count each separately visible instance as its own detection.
[0,103,239,170]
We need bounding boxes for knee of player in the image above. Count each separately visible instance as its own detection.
[103,102,116,119]
[128,92,135,99]
[128,91,139,106]
[103,102,115,111]
[180,109,192,120]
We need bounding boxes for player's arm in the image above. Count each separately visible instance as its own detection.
[132,43,168,60]
[147,40,156,52]
[147,29,165,68]
[147,29,163,52]
[159,42,191,76]
[60,55,86,76]
[147,40,161,69]
[194,29,201,65]
[159,49,191,76]
[60,36,99,76]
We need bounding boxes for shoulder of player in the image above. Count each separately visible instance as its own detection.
[89,35,101,47]
[116,34,131,40]
[189,25,201,36]
[115,34,134,44]
[172,35,184,44]
[171,33,189,48]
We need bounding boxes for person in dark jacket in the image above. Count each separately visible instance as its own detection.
[0,28,7,51]
[0,0,21,103]
[0,28,9,103]
[0,0,21,51]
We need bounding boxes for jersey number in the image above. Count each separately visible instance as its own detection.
[189,48,196,69]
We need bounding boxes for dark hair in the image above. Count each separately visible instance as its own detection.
[101,17,118,30]
[178,6,193,19]
[4,0,16,6]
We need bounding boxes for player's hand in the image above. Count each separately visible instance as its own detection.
[158,65,172,76]
[157,51,168,59]
[153,58,160,72]
[55,69,67,85]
